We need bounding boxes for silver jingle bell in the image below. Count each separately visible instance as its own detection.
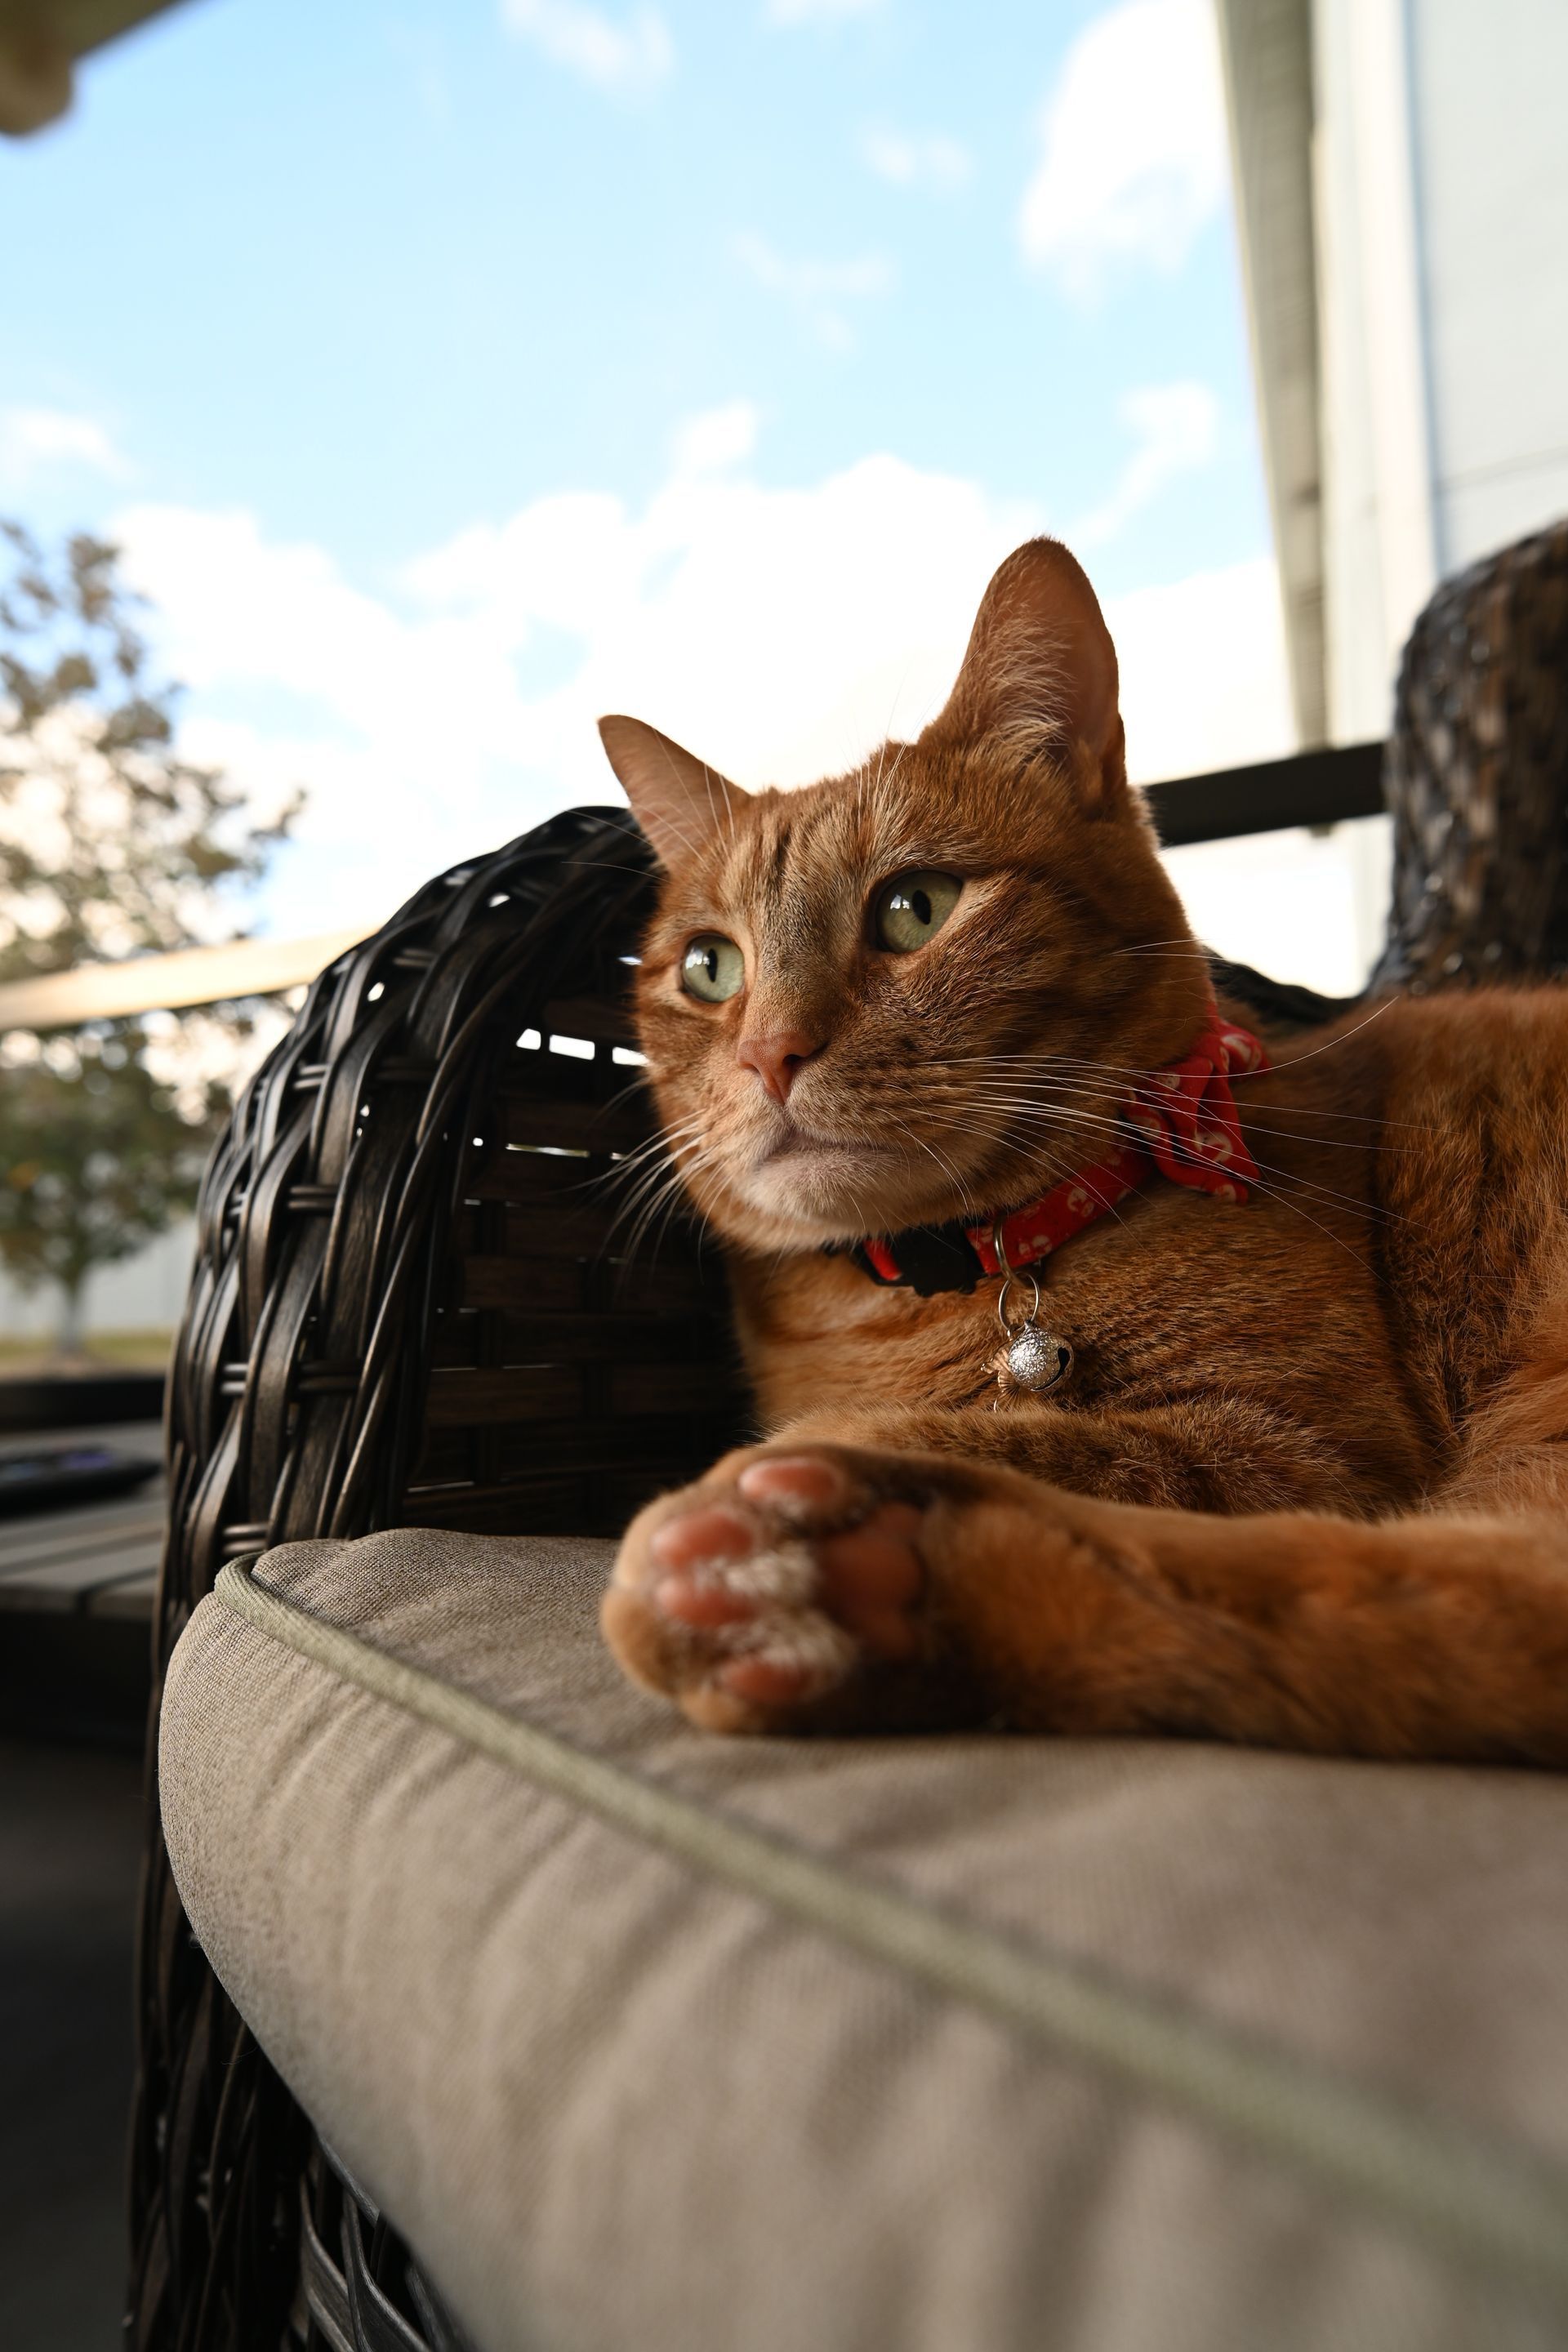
[1006,1324,1075,1393]
[996,1268,1074,1395]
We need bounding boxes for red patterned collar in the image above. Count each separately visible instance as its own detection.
[851,1004,1269,1296]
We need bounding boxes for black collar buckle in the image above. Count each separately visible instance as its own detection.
[850,1223,986,1296]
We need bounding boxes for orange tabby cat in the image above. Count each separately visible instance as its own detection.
[596,537,1568,1763]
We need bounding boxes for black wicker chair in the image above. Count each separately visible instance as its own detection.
[127,521,1568,2351]
[129,808,746,2350]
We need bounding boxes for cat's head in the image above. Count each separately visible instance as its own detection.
[599,537,1205,1254]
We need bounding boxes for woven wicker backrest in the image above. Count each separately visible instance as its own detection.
[1375,516,1568,990]
[131,808,744,2350]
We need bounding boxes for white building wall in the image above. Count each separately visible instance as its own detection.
[1313,0,1568,742]
[1407,0,1568,571]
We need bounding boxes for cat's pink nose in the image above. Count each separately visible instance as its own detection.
[737,1028,821,1105]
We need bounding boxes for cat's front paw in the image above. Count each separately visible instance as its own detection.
[603,1446,960,1733]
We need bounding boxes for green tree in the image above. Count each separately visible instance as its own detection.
[0,521,301,1355]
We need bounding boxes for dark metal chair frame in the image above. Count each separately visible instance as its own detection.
[128,520,1568,2351]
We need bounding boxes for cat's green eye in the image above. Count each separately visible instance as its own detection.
[873,870,962,954]
[680,933,745,1003]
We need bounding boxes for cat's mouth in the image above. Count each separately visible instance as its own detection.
[755,1122,901,1165]
[733,1117,928,1236]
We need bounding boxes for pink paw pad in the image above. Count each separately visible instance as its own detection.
[737,1455,848,1511]
[642,1457,927,1708]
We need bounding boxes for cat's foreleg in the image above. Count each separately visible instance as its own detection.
[779,1394,1370,1516]
[602,1439,1568,1762]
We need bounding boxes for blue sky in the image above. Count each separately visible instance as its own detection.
[2,0,1306,946]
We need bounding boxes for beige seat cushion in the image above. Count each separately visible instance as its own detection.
[160,1530,1568,2352]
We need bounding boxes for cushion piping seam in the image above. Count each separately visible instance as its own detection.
[212,1557,1568,2312]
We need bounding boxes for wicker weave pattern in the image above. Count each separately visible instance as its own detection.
[1374,518,1568,991]
[130,808,743,2351]
[296,2144,479,2352]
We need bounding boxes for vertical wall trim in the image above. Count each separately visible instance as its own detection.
[1213,0,1328,750]
[1393,0,1445,580]
[1344,0,1441,634]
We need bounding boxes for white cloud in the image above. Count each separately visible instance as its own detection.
[1072,381,1218,544]
[670,399,760,479]
[767,0,881,23]
[862,124,970,194]
[1019,0,1228,297]
[730,233,893,348]
[0,407,129,491]
[112,413,1292,941]
[500,0,671,95]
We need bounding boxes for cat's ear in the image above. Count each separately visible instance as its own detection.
[598,715,748,867]
[922,537,1127,812]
